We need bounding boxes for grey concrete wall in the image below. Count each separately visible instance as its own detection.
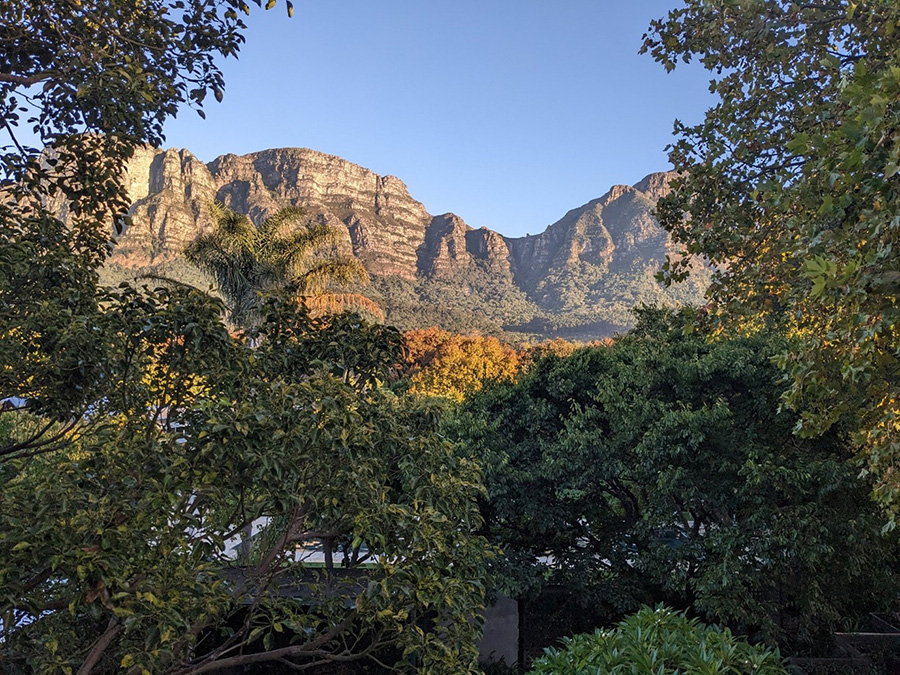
[479,595,519,666]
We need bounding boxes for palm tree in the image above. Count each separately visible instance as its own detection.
[184,202,383,327]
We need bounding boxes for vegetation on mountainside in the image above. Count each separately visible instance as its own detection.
[644,0,900,514]
[108,254,705,342]
[370,274,527,338]
[452,309,900,652]
[368,260,709,341]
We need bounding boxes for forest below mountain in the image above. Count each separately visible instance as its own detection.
[104,146,710,339]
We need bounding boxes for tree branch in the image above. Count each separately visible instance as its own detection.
[76,617,121,675]
[174,612,356,675]
[0,72,51,86]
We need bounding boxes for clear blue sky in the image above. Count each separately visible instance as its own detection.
[162,1,713,238]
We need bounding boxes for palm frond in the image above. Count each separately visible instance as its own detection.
[185,211,264,326]
[265,223,343,271]
[300,293,385,322]
[183,201,374,328]
[204,201,261,256]
[133,272,200,292]
[184,232,225,269]
[297,257,369,295]
[258,205,306,238]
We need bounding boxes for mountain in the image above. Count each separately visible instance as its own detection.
[106,146,709,340]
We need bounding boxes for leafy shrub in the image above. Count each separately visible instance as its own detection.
[529,606,787,674]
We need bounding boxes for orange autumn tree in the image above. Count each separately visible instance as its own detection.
[404,328,522,402]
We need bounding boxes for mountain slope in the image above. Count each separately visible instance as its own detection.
[106,146,708,339]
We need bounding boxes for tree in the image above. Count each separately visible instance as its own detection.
[184,202,382,328]
[1,7,491,667]
[1,285,491,674]
[403,328,522,402]
[0,213,107,457]
[0,0,287,463]
[454,309,899,650]
[1,0,291,235]
[641,2,900,512]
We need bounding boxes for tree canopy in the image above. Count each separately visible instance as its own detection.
[402,328,522,402]
[642,1,900,511]
[454,310,899,650]
[1,287,491,674]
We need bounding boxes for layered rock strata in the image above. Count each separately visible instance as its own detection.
[112,146,699,334]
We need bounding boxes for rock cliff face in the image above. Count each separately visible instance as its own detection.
[111,146,705,338]
[505,179,671,286]
[119,146,431,278]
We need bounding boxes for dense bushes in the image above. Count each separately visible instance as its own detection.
[1,287,492,674]
[529,606,787,675]
[453,308,900,652]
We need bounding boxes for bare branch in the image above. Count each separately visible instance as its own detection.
[174,613,357,675]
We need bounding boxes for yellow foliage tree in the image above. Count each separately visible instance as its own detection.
[405,329,522,402]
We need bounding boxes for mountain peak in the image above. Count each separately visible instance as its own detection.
[111,147,707,339]
[633,171,677,202]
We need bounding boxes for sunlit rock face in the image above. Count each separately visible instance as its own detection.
[114,145,699,337]
[118,146,432,278]
[116,147,218,266]
[119,145,675,284]
[503,179,674,294]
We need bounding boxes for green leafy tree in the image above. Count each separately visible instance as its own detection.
[0,214,105,457]
[454,309,899,650]
[184,202,381,327]
[3,5,490,672]
[642,1,900,511]
[254,288,404,388]
[0,0,287,462]
[1,285,490,674]
[529,606,787,675]
[1,0,290,231]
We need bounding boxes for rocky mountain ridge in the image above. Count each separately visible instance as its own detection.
[110,146,708,339]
